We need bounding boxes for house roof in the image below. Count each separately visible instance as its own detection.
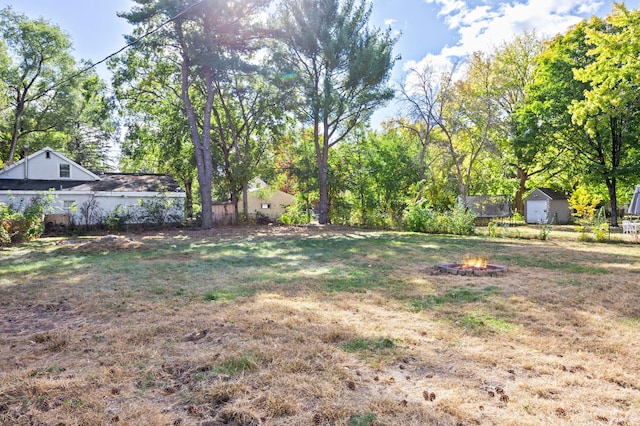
[0,173,183,193]
[527,187,569,200]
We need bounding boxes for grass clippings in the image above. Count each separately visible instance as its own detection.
[1,225,639,425]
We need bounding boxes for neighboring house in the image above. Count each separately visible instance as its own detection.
[211,179,295,223]
[245,187,295,220]
[524,188,572,224]
[0,147,185,225]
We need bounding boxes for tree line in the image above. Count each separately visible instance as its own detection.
[2,1,639,229]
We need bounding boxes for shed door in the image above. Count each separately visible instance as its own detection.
[526,200,548,224]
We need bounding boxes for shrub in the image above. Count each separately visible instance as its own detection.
[592,222,609,242]
[577,222,609,243]
[538,224,552,241]
[0,203,20,244]
[569,187,601,224]
[404,200,437,233]
[79,196,103,227]
[137,195,184,227]
[105,205,133,231]
[404,200,475,235]
[0,193,54,245]
[447,200,476,235]
[277,204,312,225]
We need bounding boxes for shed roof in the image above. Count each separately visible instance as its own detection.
[526,187,569,201]
[0,173,183,193]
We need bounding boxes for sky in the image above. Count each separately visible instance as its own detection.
[2,0,639,126]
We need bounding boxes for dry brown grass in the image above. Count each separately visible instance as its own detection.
[1,225,639,425]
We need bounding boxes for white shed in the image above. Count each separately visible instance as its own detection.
[524,188,571,224]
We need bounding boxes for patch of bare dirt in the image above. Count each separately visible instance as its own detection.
[59,234,144,252]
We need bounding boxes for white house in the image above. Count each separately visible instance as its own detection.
[0,147,185,225]
[524,188,572,224]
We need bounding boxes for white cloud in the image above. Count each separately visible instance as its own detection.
[424,0,605,59]
[404,53,455,74]
[384,18,397,27]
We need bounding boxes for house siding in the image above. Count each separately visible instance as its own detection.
[0,190,184,225]
[0,147,185,226]
[245,190,295,219]
[0,148,98,181]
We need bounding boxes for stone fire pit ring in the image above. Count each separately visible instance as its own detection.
[438,262,507,277]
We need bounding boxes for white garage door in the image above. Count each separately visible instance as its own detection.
[526,200,548,224]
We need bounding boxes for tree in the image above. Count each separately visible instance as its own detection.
[210,68,288,222]
[346,127,418,226]
[446,52,503,203]
[570,3,640,226]
[515,25,594,204]
[0,7,115,169]
[271,127,319,216]
[119,106,197,219]
[61,68,115,172]
[277,0,397,224]
[111,24,197,218]
[119,0,273,229]
[491,32,555,214]
[397,62,452,201]
[0,7,74,165]
[523,8,640,227]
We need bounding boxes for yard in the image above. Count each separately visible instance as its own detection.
[1,225,639,425]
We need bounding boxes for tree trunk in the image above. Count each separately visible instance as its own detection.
[608,117,622,228]
[242,181,249,223]
[607,177,618,227]
[318,162,329,224]
[416,140,427,201]
[179,34,214,229]
[316,119,330,225]
[182,175,194,219]
[515,166,528,215]
[7,95,25,166]
[231,190,240,224]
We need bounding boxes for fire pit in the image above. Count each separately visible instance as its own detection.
[438,256,506,276]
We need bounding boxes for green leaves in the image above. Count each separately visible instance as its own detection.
[0,7,114,169]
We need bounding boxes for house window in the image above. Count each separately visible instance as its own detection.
[261,203,270,209]
[59,164,70,178]
[45,151,51,159]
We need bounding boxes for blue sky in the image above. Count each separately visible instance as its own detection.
[2,0,638,125]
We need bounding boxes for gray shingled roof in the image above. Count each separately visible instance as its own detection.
[0,173,183,192]
[536,188,569,200]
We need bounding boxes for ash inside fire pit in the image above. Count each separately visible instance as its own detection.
[438,262,506,276]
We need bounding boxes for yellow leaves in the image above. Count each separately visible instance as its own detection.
[568,187,601,223]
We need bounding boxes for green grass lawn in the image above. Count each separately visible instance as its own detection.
[1,225,639,425]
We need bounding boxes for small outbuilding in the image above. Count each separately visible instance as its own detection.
[524,188,572,224]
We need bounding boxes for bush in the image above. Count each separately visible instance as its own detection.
[0,193,53,245]
[0,203,21,244]
[538,224,552,241]
[104,205,133,231]
[447,201,476,235]
[404,200,475,235]
[404,200,437,233]
[277,205,312,225]
[569,187,601,225]
[137,195,184,227]
[79,196,103,227]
